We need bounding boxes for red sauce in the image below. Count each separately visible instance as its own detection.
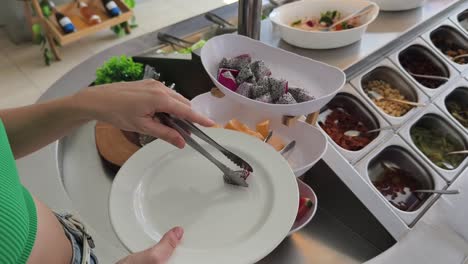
[319,108,375,151]
[373,168,428,211]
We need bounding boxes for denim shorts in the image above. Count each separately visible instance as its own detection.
[55,213,99,264]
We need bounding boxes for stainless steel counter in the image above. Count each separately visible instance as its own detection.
[17,0,467,263]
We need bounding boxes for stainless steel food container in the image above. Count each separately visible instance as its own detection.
[355,135,447,226]
[449,6,468,36]
[317,84,394,164]
[350,59,430,127]
[399,104,468,182]
[434,78,468,135]
[421,20,468,73]
[388,37,459,99]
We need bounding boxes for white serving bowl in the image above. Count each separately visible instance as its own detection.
[369,0,425,11]
[269,0,379,49]
[289,178,318,235]
[191,92,328,177]
[200,34,345,116]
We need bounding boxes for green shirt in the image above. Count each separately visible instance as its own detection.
[0,120,37,263]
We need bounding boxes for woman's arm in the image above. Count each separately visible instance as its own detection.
[0,79,213,159]
[0,96,89,159]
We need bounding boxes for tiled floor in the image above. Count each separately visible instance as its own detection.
[0,0,235,108]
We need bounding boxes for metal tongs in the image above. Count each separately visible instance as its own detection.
[204,12,236,29]
[157,32,194,49]
[155,113,252,187]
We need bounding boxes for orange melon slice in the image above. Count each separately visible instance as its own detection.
[244,130,265,141]
[223,119,265,141]
[268,135,285,151]
[211,124,222,128]
[225,119,244,131]
[238,123,253,133]
[256,120,270,138]
[225,118,253,133]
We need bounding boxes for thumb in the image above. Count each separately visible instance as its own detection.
[148,227,184,263]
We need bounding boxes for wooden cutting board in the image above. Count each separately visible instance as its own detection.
[95,122,141,169]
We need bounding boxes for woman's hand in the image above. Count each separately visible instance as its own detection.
[117,227,184,264]
[1,79,212,158]
[76,82,192,262]
[74,79,214,148]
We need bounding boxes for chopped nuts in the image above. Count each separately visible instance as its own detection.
[431,33,468,65]
[446,48,468,64]
[364,80,414,117]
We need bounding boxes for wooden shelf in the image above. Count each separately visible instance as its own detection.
[29,0,133,60]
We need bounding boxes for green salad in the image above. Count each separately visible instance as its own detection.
[411,126,466,170]
[447,101,468,128]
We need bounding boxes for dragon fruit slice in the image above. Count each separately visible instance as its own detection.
[288,87,315,102]
[236,66,255,84]
[217,68,239,91]
[219,54,252,70]
[217,55,303,105]
[251,84,270,98]
[218,68,239,78]
[236,82,254,98]
[256,76,269,87]
[277,92,297,104]
[250,60,271,80]
[255,93,273,103]
[268,77,288,101]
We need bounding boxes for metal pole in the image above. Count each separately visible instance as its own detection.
[238,0,262,40]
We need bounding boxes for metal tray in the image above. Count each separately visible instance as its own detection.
[398,104,468,182]
[354,135,447,226]
[449,6,468,37]
[388,37,459,98]
[350,59,429,127]
[421,20,468,73]
[317,84,393,164]
[434,77,468,135]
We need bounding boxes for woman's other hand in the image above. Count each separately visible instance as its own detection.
[117,227,184,264]
[74,80,214,148]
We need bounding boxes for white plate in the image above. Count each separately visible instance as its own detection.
[201,34,345,116]
[269,0,379,49]
[110,128,299,264]
[191,92,328,176]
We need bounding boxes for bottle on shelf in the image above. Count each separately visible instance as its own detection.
[76,0,102,25]
[101,0,121,17]
[48,1,76,34]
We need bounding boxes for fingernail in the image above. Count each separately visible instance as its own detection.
[176,138,185,149]
[174,227,184,240]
